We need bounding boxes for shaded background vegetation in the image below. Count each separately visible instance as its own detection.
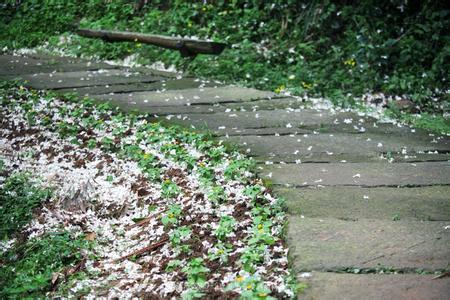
[1,0,449,112]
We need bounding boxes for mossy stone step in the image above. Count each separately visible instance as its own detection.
[223,133,448,163]
[260,161,450,187]
[277,186,450,221]
[56,77,223,96]
[0,54,117,76]
[298,272,450,300]
[94,86,276,106]
[18,69,164,90]
[288,217,450,271]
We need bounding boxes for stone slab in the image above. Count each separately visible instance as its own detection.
[221,97,307,112]
[277,186,450,221]
[260,161,450,187]
[93,97,218,115]
[18,69,163,90]
[0,54,117,76]
[288,217,450,271]
[211,122,445,137]
[165,109,355,130]
[94,86,276,106]
[165,108,449,137]
[253,152,450,164]
[56,77,223,95]
[298,272,450,300]
[223,133,449,163]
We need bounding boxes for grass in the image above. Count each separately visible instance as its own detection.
[392,111,450,134]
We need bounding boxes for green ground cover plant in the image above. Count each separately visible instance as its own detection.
[0,232,91,298]
[0,171,51,239]
[0,80,298,297]
[0,168,90,298]
[1,0,448,118]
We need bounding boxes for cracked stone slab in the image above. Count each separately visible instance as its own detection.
[164,108,448,136]
[93,86,276,106]
[210,123,423,136]
[298,272,450,300]
[288,217,450,271]
[277,186,450,221]
[163,109,357,130]
[259,161,450,187]
[94,98,219,115]
[17,69,164,90]
[222,133,449,163]
[253,152,450,163]
[0,54,117,76]
[56,77,223,95]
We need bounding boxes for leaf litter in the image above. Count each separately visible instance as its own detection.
[0,84,295,299]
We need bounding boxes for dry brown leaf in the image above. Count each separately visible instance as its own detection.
[85,232,96,241]
[51,272,60,285]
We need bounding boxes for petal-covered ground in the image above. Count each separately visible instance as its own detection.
[0,83,295,299]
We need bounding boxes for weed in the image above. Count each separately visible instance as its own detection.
[182,258,210,288]
[161,179,181,199]
[214,216,236,241]
[161,204,182,227]
[181,288,205,300]
[226,275,274,300]
[165,259,182,272]
[208,242,231,264]
[169,226,191,247]
[0,172,51,239]
[0,231,91,298]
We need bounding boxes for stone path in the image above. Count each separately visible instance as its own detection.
[1,53,449,299]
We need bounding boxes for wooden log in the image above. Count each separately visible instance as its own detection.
[76,28,226,57]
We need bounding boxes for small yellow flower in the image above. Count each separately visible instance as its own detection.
[164,179,171,184]
[258,292,268,297]
[274,85,285,94]
[143,153,150,159]
[301,82,313,89]
[257,224,263,230]
[198,162,205,167]
[168,213,174,218]
[217,249,224,254]
[246,284,252,290]
[235,275,244,282]
[344,58,356,67]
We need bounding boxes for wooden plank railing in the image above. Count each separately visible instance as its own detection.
[76,28,227,57]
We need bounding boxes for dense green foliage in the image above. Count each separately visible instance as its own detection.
[0,0,448,112]
[0,171,51,239]
[0,231,90,298]
[0,168,89,298]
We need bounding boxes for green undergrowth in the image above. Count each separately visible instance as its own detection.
[0,167,90,298]
[0,171,51,240]
[0,232,92,299]
[0,80,299,297]
[1,0,449,115]
[387,110,450,134]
